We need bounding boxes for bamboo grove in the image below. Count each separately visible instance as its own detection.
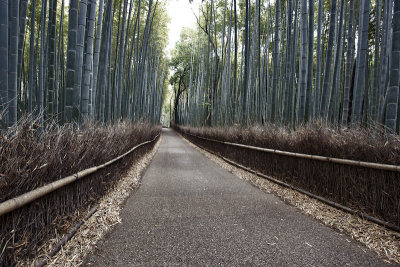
[170,0,400,133]
[0,0,168,128]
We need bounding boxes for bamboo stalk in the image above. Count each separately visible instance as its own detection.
[0,133,160,217]
[37,207,97,267]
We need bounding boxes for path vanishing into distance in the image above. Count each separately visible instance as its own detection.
[87,129,390,266]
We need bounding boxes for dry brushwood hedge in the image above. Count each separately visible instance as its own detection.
[174,123,400,230]
[0,116,160,265]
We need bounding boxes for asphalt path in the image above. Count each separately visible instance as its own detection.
[86,128,390,266]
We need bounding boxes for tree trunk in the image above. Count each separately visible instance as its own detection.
[115,0,128,119]
[8,0,18,126]
[328,0,345,124]
[17,0,28,109]
[92,0,104,117]
[314,0,323,118]
[305,0,314,120]
[271,0,280,122]
[28,0,36,114]
[372,0,381,120]
[233,0,237,122]
[47,0,57,117]
[351,0,371,125]
[64,0,79,122]
[384,0,400,132]
[297,0,308,123]
[319,0,337,119]
[73,0,88,121]
[342,0,355,126]
[39,0,48,129]
[81,0,97,117]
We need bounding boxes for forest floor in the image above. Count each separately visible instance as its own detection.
[85,128,392,266]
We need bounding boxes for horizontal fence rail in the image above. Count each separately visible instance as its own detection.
[184,132,400,172]
[177,129,400,233]
[0,133,160,217]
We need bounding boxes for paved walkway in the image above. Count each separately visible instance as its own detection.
[87,129,390,266]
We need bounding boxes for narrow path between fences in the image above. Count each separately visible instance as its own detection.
[86,128,389,266]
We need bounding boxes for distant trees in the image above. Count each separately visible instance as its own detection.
[173,0,399,134]
[0,0,168,129]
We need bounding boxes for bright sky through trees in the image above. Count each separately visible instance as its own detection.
[166,0,201,56]
[63,0,201,56]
